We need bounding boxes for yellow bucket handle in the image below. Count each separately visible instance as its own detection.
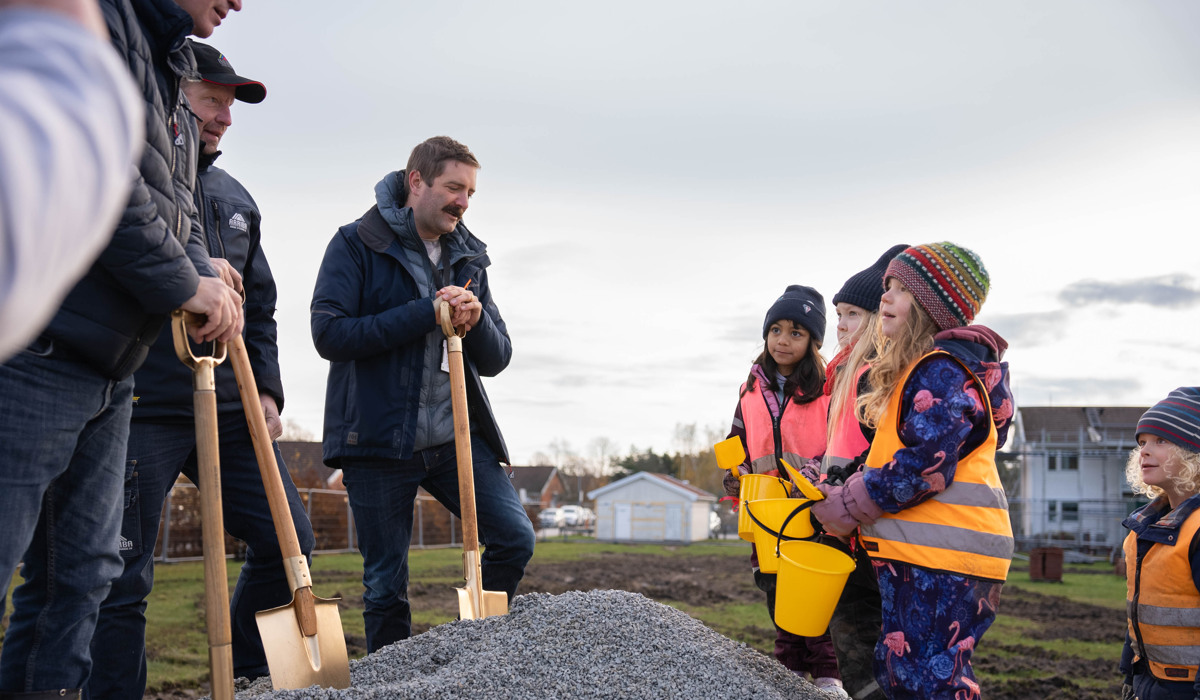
[743,499,819,560]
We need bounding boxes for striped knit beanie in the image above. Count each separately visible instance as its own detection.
[1137,387,1200,453]
[884,242,989,331]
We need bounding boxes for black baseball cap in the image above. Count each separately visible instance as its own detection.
[188,40,266,104]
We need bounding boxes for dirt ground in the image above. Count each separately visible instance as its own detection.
[146,552,1126,698]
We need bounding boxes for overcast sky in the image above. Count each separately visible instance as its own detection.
[203,1,1200,464]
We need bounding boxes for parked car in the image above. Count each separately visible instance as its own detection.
[538,507,564,529]
[559,505,584,526]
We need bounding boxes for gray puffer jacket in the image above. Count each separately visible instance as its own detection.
[43,0,213,379]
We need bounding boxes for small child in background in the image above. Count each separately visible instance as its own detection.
[1120,387,1200,700]
[811,242,1014,699]
[722,285,844,697]
[821,244,906,700]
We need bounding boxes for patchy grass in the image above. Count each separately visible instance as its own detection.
[3,543,1129,697]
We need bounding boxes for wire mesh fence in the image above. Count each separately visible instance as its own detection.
[152,483,468,562]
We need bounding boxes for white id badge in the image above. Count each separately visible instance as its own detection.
[440,340,449,373]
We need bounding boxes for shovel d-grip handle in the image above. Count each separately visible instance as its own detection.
[171,309,227,375]
[228,334,320,638]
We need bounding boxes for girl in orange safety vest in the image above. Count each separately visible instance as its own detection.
[1120,387,1200,700]
[811,242,1014,700]
[721,284,844,696]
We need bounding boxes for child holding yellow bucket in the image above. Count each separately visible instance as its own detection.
[811,243,1014,699]
[1119,387,1200,700]
[721,285,845,696]
[820,244,907,700]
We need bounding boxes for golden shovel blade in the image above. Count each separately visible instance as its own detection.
[255,595,351,690]
[456,585,509,620]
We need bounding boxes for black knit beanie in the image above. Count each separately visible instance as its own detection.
[832,244,909,312]
[762,285,826,344]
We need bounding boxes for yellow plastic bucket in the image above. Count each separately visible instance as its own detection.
[774,540,856,636]
[737,474,789,542]
[744,498,815,573]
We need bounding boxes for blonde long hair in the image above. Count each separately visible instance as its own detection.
[856,302,940,430]
[826,312,881,446]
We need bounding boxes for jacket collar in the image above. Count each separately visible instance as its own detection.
[1124,493,1200,544]
[198,150,221,173]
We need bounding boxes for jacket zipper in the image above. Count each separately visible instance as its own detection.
[212,201,226,257]
[1131,546,1148,663]
[764,389,791,471]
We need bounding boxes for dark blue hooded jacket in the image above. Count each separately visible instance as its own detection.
[132,151,284,419]
[311,171,511,467]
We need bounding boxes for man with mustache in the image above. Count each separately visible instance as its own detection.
[311,136,535,652]
[0,1,245,697]
[87,41,314,700]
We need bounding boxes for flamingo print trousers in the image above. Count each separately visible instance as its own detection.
[872,560,1003,699]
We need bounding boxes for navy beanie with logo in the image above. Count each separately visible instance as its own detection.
[1137,387,1200,453]
[762,285,826,345]
[832,244,909,313]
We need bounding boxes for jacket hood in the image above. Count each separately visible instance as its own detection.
[935,324,1014,447]
[369,170,489,265]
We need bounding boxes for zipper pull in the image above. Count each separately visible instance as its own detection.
[173,120,184,147]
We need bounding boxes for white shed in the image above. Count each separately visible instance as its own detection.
[588,472,716,543]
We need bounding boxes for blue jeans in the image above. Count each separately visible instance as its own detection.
[342,435,535,652]
[0,337,131,693]
[86,413,315,699]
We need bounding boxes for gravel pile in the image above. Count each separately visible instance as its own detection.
[233,589,829,699]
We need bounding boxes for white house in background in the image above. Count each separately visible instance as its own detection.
[588,472,716,543]
[1011,405,1147,551]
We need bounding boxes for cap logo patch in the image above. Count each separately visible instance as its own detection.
[803,303,811,314]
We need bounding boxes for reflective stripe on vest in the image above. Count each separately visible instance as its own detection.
[857,351,1013,581]
[1124,509,1200,682]
[823,364,871,473]
[739,382,829,474]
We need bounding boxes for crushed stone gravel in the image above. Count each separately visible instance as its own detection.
[231,589,830,699]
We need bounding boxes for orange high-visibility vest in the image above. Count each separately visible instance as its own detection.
[739,381,829,474]
[858,351,1013,581]
[823,364,871,473]
[1125,510,1200,682]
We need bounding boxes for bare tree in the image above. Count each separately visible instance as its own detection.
[587,436,618,476]
[280,418,316,442]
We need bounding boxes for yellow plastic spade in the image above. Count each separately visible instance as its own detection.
[779,458,825,502]
[713,437,747,478]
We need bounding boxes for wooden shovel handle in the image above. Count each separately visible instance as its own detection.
[440,302,480,556]
[228,335,319,637]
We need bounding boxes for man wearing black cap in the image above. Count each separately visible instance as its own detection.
[87,42,314,699]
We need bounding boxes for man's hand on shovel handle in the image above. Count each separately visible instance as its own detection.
[181,276,244,343]
[436,285,481,332]
[208,257,244,297]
